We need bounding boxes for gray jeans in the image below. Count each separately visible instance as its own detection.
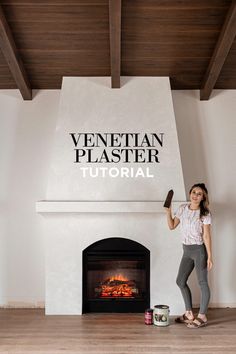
[176,244,210,314]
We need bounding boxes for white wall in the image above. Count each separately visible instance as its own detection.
[0,90,60,307]
[0,88,235,308]
[172,90,236,306]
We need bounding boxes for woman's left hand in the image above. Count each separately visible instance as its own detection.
[207,258,213,270]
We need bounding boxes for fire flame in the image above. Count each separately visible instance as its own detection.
[109,274,128,282]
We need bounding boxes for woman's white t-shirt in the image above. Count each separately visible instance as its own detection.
[174,203,211,245]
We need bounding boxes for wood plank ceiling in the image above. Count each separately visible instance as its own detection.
[0,0,236,100]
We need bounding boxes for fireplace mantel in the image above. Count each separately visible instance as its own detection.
[36,201,185,213]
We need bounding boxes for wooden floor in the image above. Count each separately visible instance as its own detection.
[0,308,236,354]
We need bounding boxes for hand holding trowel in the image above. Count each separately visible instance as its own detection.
[163,189,174,208]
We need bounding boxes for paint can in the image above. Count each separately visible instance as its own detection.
[145,308,153,325]
[153,305,170,326]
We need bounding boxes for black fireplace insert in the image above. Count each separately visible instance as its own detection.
[82,237,150,313]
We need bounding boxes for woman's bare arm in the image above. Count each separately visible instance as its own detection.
[203,224,213,270]
[165,207,180,230]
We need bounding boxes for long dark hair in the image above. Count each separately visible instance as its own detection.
[189,183,210,219]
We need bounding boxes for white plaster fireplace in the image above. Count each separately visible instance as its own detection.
[37,77,186,315]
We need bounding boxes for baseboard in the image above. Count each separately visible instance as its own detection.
[0,301,45,309]
[209,303,236,308]
[193,303,236,309]
[1,302,235,309]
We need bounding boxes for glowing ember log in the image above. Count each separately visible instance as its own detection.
[95,274,139,298]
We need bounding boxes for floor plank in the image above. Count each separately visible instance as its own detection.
[0,308,236,353]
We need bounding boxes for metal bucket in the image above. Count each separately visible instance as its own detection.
[153,305,170,326]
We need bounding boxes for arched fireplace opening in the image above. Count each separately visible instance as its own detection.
[82,237,150,313]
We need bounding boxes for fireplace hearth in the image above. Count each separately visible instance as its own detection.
[82,237,150,313]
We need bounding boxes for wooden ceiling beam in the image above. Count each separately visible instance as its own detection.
[109,0,121,88]
[0,5,32,100]
[200,1,236,100]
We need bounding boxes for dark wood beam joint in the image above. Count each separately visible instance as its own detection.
[0,5,32,100]
[200,1,236,100]
[109,0,121,88]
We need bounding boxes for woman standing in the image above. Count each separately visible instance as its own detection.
[165,183,213,328]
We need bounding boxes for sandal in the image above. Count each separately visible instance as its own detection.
[187,317,207,328]
[175,314,194,324]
